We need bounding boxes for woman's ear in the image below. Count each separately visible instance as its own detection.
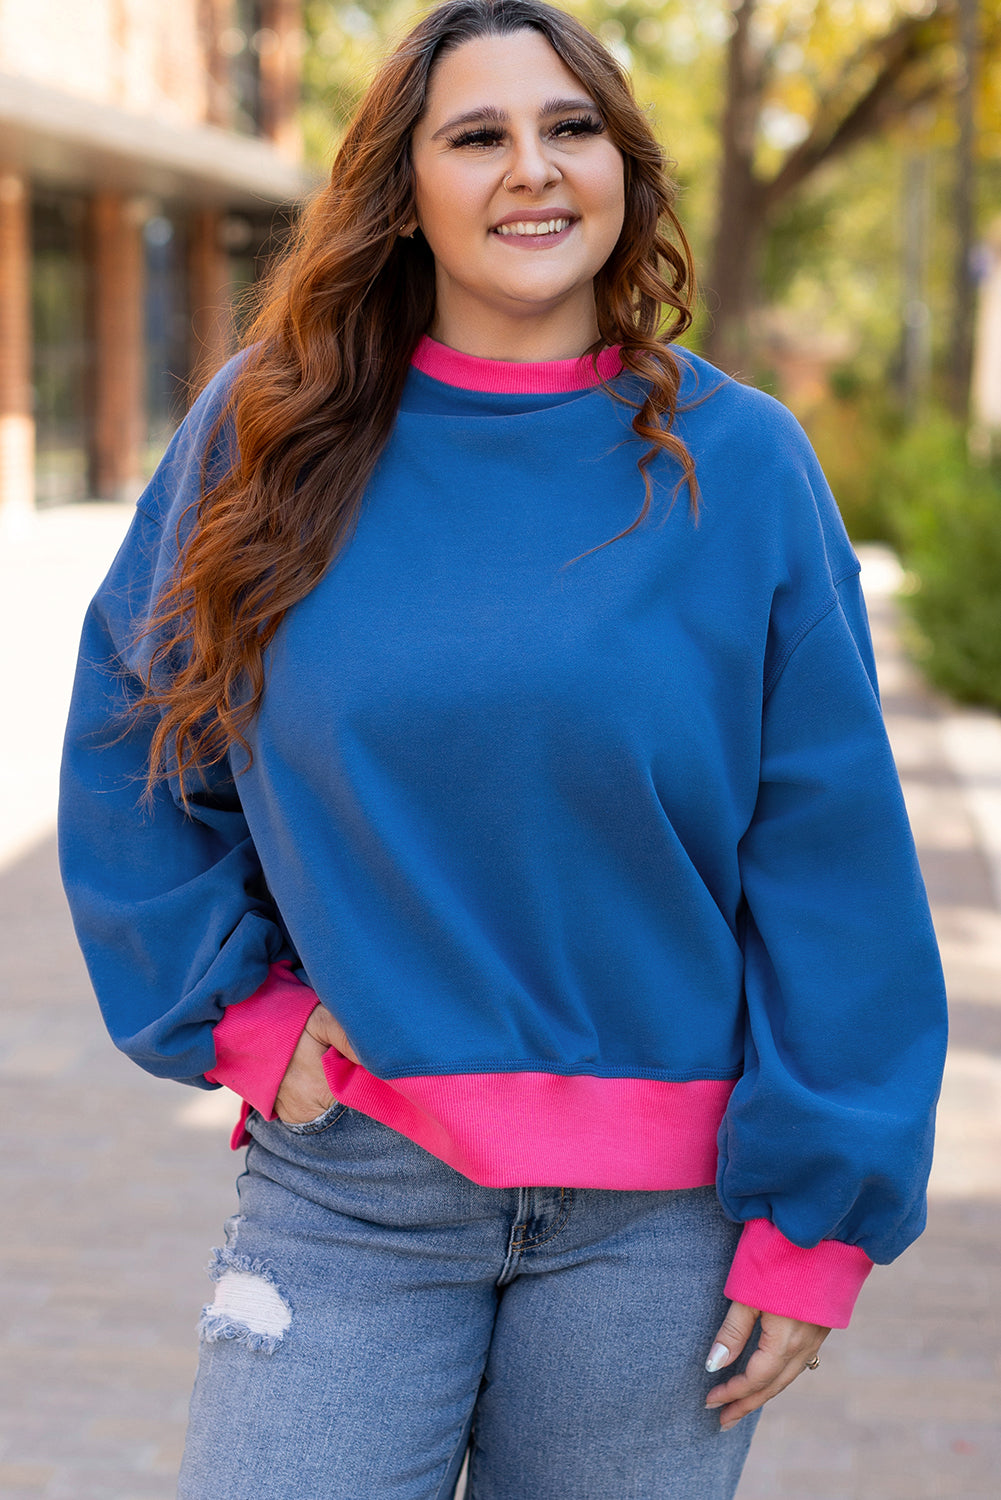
[399,219,418,240]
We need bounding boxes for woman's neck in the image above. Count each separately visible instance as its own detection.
[429,294,601,364]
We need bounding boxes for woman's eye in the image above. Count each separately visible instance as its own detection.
[447,128,504,149]
[444,115,605,150]
[551,115,604,140]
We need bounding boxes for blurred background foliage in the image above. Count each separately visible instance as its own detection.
[299,0,1001,708]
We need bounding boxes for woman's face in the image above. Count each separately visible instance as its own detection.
[410,28,625,358]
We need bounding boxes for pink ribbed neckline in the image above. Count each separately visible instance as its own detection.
[411,334,623,394]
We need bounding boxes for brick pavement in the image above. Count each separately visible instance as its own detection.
[0,510,998,1499]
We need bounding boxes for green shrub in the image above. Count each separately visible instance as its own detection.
[801,389,899,543]
[770,371,999,711]
[883,415,1001,712]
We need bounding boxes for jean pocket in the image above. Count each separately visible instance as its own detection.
[279,1099,348,1136]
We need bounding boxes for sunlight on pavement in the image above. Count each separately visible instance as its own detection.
[928,1048,1001,1200]
[934,906,1001,1006]
[857,544,904,600]
[173,1086,243,1131]
[939,713,1001,908]
[0,502,134,873]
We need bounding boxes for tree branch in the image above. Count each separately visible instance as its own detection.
[760,10,954,213]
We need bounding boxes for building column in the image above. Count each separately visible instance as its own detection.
[258,0,302,157]
[0,171,34,526]
[91,192,145,501]
[189,208,233,392]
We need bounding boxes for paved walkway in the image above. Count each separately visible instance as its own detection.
[0,508,998,1498]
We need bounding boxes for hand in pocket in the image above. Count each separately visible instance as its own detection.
[274,1003,360,1124]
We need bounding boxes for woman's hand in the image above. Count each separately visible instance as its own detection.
[274,1003,360,1124]
[704,1302,830,1430]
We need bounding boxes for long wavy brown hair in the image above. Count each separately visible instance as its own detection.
[139,0,697,799]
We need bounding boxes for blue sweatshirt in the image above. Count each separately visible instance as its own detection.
[59,338,947,1327]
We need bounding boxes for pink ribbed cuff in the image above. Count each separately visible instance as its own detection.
[205,962,319,1141]
[724,1218,874,1328]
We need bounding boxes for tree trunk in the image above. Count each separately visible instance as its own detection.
[702,1,953,380]
[703,184,768,377]
[703,0,767,375]
[949,0,979,421]
[898,152,933,419]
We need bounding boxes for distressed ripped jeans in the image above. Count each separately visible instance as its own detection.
[178,1103,760,1500]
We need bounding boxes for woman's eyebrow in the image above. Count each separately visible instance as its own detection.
[429,97,598,140]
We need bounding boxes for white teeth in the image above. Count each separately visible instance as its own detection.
[495,218,572,237]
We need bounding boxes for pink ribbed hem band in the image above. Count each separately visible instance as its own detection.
[725,1218,874,1329]
[411,334,623,393]
[318,1054,733,1189]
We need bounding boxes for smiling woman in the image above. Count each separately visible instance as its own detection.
[409,29,626,359]
[59,2,947,1498]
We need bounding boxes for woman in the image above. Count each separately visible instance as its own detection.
[59,2,947,1496]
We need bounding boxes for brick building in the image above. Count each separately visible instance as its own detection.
[0,0,312,519]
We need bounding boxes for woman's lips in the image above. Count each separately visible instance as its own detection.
[490,217,576,248]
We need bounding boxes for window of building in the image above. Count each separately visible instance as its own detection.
[226,207,295,333]
[223,0,264,137]
[144,210,191,469]
[30,191,90,506]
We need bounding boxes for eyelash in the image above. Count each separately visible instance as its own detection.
[445,115,605,150]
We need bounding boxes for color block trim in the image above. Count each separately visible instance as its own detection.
[724,1218,874,1329]
[205,961,319,1124]
[320,1052,733,1189]
[411,334,623,393]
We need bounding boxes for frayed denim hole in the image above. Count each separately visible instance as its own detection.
[198,1248,292,1353]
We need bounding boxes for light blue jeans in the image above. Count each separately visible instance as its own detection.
[178,1103,760,1499]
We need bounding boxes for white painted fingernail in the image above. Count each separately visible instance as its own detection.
[705,1342,729,1373]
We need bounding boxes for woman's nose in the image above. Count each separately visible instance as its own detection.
[503,134,562,194]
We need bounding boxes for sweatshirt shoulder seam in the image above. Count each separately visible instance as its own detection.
[762,561,861,703]
[135,500,166,531]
